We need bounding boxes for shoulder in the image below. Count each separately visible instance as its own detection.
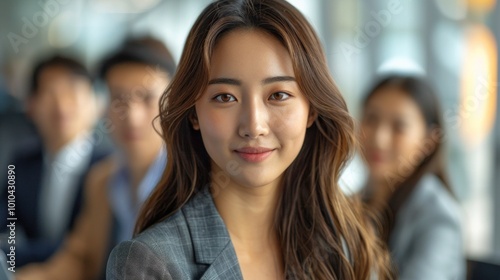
[133,210,192,253]
[107,211,194,279]
[410,175,459,218]
[84,156,116,198]
[399,174,462,232]
[86,156,116,183]
[11,145,43,167]
[391,175,466,279]
[88,132,113,165]
[9,148,43,187]
[107,239,173,279]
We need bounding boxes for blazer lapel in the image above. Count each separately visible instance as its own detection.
[199,244,244,280]
[182,187,244,280]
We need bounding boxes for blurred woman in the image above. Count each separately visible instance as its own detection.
[360,75,465,279]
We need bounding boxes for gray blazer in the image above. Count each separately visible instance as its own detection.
[106,187,244,279]
[389,175,465,280]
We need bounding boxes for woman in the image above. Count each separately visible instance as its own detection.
[360,75,465,279]
[107,0,392,279]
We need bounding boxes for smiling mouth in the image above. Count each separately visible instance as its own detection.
[234,147,275,163]
[122,131,143,141]
[367,151,387,164]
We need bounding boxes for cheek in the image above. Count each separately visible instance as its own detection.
[36,101,55,122]
[391,133,426,170]
[31,105,44,120]
[146,108,161,134]
[144,103,158,121]
[107,109,122,128]
[78,94,96,113]
[107,108,129,139]
[359,124,373,145]
[198,108,235,146]
[271,105,309,143]
[362,125,394,150]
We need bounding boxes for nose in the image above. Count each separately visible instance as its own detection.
[124,101,146,128]
[238,97,269,139]
[373,124,391,150]
[53,92,72,118]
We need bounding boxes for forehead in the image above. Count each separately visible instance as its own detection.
[107,63,152,80]
[365,87,424,120]
[38,65,89,85]
[209,29,294,78]
[105,63,169,101]
[106,63,168,87]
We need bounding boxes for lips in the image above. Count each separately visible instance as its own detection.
[234,147,275,163]
[368,151,386,164]
[123,130,142,141]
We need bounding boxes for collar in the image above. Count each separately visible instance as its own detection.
[182,187,244,280]
[43,131,93,178]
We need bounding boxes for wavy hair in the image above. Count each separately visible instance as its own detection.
[136,0,392,279]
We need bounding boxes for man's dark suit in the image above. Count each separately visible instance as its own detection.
[0,137,111,267]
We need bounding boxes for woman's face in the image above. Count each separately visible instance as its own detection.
[360,86,430,184]
[193,29,315,190]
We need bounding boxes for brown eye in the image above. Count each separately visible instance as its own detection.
[213,94,236,103]
[362,114,377,126]
[269,92,290,101]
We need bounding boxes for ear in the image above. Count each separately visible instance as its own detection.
[189,110,200,130]
[306,107,317,128]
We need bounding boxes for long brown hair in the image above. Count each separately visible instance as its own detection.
[362,75,453,243]
[136,0,392,279]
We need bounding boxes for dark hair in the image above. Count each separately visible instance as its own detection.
[30,55,92,95]
[99,37,176,79]
[135,0,393,279]
[362,75,453,242]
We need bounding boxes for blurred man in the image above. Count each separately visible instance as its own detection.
[0,55,110,267]
[16,37,175,280]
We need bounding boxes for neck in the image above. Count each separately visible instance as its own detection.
[213,180,281,244]
[44,134,81,156]
[45,141,67,156]
[367,176,395,211]
[213,179,284,277]
[124,148,160,191]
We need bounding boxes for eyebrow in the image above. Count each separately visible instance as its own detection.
[208,76,296,86]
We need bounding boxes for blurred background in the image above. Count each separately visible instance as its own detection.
[0,0,498,265]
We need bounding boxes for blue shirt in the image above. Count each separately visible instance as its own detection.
[40,132,93,240]
[108,148,166,243]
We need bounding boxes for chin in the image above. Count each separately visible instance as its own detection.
[57,131,78,143]
[235,174,281,189]
[119,141,141,153]
[368,163,387,173]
